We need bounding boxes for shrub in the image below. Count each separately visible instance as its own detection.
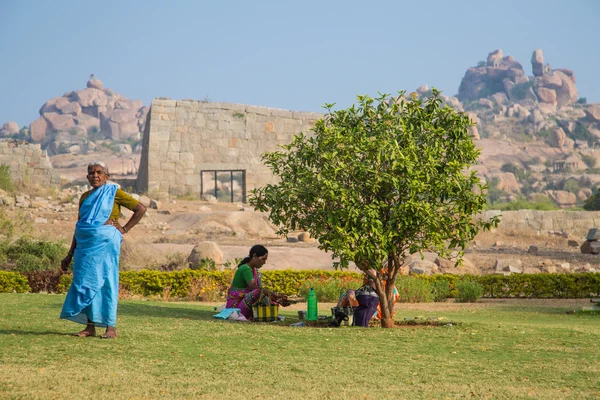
[576,97,587,104]
[189,257,217,271]
[158,252,189,271]
[5,237,67,272]
[0,164,15,192]
[431,280,452,302]
[298,277,361,302]
[23,270,64,293]
[581,153,596,169]
[584,193,600,211]
[396,276,434,303]
[0,271,30,293]
[493,198,559,211]
[455,280,484,302]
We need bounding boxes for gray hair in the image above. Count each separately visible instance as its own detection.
[87,161,109,175]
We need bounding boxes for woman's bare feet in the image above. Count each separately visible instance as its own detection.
[73,323,96,337]
[100,326,117,339]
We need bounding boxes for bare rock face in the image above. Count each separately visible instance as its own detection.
[549,127,567,148]
[584,104,600,122]
[458,49,525,101]
[535,87,557,105]
[29,116,49,142]
[531,49,545,77]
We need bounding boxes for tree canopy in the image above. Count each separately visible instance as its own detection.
[250,90,499,327]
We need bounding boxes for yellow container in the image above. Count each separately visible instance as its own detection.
[252,305,279,322]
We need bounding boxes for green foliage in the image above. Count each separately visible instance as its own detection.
[0,164,15,192]
[562,178,580,194]
[500,162,526,181]
[486,177,508,205]
[250,90,498,312]
[576,97,587,104]
[2,237,67,272]
[431,279,452,302]
[455,280,484,302]
[11,270,600,299]
[232,112,245,119]
[476,60,486,68]
[492,198,559,211]
[570,123,593,144]
[581,153,596,169]
[583,192,600,210]
[510,81,534,100]
[479,273,600,298]
[396,276,434,303]
[298,277,361,302]
[0,271,30,293]
[189,257,217,271]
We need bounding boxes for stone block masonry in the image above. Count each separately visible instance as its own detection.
[137,99,322,198]
[0,140,59,186]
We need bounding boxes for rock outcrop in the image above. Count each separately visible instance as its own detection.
[27,76,148,155]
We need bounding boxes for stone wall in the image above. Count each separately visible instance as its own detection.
[483,209,600,238]
[0,140,59,186]
[137,99,322,198]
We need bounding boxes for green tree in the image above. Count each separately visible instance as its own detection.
[250,90,499,328]
[583,192,600,210]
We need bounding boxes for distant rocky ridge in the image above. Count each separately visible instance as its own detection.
[1,75,148,157]
[414,49,600,208]
[2,52,600,208]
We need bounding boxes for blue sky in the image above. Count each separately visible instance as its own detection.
[1,0,598,127]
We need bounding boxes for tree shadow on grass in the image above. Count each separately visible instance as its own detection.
[117,302,216,321]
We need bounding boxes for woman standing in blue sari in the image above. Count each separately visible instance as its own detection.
[60,161,147,339]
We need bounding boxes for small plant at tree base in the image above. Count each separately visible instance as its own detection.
[250,90,499,328]
[455,280,484,302]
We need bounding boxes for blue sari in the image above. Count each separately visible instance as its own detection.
[60,183,122,327]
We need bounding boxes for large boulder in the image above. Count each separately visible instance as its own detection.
[545,190,577,208]
[554,70,578,106]
[39,96,70,114]
[0,121,19,136]
[531,49,544,76]
[535,87,557,105]
[44,113,76,132]
[74,88,108,108]
[86,75,103,90]
[29,116,49,142]
[188,241,224,267]
[584,104,600,123]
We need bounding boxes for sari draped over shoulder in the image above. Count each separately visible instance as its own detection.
[60,184,122,327]
[226,266,270,319]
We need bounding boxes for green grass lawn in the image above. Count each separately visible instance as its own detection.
[1,294,599,399]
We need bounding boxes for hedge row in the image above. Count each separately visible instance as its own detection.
[1,270,600,299]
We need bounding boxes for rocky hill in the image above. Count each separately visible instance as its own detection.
[1,75,148,158]
[414,48,600,208]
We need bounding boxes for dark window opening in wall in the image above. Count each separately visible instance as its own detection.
[201,170,246,203]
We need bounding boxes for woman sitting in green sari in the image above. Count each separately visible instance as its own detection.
[226,245,288,320]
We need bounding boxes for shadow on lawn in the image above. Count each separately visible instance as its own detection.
[117,302,215,321]
[0,329,68,336]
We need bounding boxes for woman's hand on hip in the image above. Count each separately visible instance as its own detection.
[104,219,125,234]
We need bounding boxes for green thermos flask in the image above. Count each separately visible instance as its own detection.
[307,288,318,321]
